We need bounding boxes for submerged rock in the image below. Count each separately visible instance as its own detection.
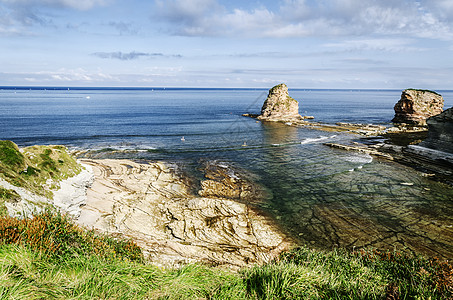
[198,161,268,202]
[392,89,444,126]
[257,83,303,122]
[421,106,453,154]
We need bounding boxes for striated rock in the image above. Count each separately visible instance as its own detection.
[77,159,291,268]
[392,89,444,126]
[421,107,453,154]
[198,161,268,202]
[257,83,303,122]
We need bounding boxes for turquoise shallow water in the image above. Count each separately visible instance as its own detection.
[1,87,452,258]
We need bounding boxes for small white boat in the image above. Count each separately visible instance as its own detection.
[181,136,185,141]
[242,141,247,147]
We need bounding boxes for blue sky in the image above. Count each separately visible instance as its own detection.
[1,0,452,89]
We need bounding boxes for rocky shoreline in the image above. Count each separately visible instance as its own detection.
[76,159,292,268]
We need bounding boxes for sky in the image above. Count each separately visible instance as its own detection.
[0,0,453,89]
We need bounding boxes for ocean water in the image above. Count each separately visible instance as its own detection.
[1,87,453,259]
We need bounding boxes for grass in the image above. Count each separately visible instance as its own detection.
[0,140,82,199]
[405,88,441,96]
[0,187,20,217]
[0,211,142,263]
[0,212,451,299]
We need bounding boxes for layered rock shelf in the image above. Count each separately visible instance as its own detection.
[77,159,291,268]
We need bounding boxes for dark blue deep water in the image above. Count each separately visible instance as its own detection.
[1,87,453,258]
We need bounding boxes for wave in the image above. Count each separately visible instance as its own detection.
[300,135,336,145]
[343,153,373,164]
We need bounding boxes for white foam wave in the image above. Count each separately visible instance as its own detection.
[343,153,373,164]
[300,135,334,145]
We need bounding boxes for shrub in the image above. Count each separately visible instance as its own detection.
[0,211,143,263]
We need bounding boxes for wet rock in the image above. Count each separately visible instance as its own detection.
[198,161,268,202]
[392,89,444,126]
[421,106,453,153]
[257,83,304,122]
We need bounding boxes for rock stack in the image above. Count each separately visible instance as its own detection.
[392,89,444,126]
[257,83,303,122]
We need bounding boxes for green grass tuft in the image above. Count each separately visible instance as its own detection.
[0,187,21,217]
[0,141,26,172]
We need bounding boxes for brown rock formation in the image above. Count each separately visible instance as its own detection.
[421,107,453,153]
[392,89,444,126]
[257,83,303,122]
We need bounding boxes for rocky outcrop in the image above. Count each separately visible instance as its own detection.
[257,83,303,122]
[392,89,444,126]
[77,159,291,268]
[420,107,453,154]
[198,161,268,203]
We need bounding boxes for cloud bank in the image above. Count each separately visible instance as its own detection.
[92,51,182,60]
[154,0,453,40]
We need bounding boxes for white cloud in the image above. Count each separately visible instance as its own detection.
[0,0,107,10]
[154,0,453,40]
[323,38,421,53]
[92,51,182,60]
[0,0,107,35]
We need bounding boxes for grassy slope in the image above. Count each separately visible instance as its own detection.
[0,141,83,215]
[0,140,82,198]
[0,212,451,299]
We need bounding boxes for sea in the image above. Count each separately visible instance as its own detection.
[1,87,453,259]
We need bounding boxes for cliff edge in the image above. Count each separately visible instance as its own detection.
[392,89,444,126]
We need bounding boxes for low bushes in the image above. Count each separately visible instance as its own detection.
[0,211,142,263]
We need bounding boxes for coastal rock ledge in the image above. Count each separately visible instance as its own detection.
[257,83,304,122]
[392,89,444,126]
[77,159,291,268]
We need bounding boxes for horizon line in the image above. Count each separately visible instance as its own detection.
[2,85,452,92]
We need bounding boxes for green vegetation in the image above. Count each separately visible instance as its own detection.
[0,140,82,198]
[0,211,142,263]
[269,83,286,94]
[406,88,441,96]
[0,211,451,299]
[0,187,20,217]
